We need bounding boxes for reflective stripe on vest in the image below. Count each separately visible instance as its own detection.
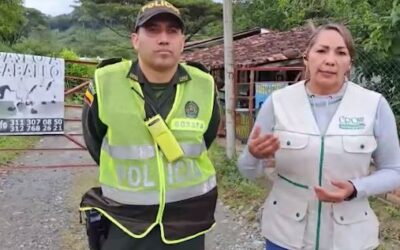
[166,175,216,203]
[102,137,206,159]
[101,175,216,205]
[181,142,206,157]
[101,139,155,160]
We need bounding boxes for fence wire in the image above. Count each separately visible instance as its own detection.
[350,49,400,133]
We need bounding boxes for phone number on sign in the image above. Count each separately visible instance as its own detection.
[0,119,63,133]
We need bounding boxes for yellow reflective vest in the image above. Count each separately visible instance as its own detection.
[80,60,218,243]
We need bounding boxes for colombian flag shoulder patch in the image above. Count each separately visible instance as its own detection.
[84,82,96,106]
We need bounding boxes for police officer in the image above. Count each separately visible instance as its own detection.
[80,1,220,249]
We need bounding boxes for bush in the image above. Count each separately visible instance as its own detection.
[209,143,267,213]
[59,48,96,81]
[12,38,59,56]
[58,48,96,104]
[59,48,96,89]
[0,42,14,52]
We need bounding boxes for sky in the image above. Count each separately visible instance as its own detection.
[23,0,76,16]
[24,0,223,17]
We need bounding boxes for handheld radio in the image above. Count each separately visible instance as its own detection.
[131,86,184,162]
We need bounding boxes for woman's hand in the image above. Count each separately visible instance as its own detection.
[248,126,280,159]
[314,180,355,203]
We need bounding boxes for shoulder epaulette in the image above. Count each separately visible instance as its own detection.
[97,58,123,68]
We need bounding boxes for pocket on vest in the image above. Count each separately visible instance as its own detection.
[332,199,379,249]
[277,131,310,150]
[262,191,308,249]
[342,136,377,154]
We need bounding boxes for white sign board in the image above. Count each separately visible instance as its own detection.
[0,53,65,135]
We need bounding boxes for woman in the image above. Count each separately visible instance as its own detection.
[238,23,400,250]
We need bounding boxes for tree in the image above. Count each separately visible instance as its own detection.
[0,0,25,46]
[355,0,400,125]
[10,9,59,57]
[19,8,49,37]
[77,0,222,41]
[232,0,399,78]
[233,0,400,131]
[172,0,222,41]
[55,26,133,58]
[0,2,48,47]
[49,13,76,31]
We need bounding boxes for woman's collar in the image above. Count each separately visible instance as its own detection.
[304,80,348,98]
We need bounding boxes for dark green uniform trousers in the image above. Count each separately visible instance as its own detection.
[101,224,205,250]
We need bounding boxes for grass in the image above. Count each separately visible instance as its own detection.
[0,136,38,166]
[371,197,400,249]
[209,143,269,221]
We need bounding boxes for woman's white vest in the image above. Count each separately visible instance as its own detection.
[263,81,381,250]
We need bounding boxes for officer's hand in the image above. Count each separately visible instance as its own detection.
[314,180,355,203]
[248,126,280,159]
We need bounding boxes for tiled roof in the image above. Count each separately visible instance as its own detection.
[182,27,311,69]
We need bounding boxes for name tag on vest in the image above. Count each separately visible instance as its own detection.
[171,118,205,132]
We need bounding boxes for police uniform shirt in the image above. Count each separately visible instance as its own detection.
[82,60,220,165]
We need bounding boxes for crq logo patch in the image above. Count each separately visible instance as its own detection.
[339,116,365,130]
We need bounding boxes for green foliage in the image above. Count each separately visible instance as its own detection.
[352,0,400,132]
[79,0,139,32]
[0,0,25,46]
[49,13,78,31]
[54,26,134,58]
[0,42,14,52]
[12,31,61,56]
[171,0,223,41]
[0,3,49,46]
[59,48,96,81]
[384,204,400,218]
[77,0,222,41]
[59,47,81,60]
[192,20,223,40]
[58,49,96,104]
[24,8,48,33]
[233,0,398,50]
[2,0,221,59]
[0,3,54,50]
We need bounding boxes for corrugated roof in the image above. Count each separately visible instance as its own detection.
[182,27,311,69]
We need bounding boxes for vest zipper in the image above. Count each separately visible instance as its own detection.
[315,136,325,250]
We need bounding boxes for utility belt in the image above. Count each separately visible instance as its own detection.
[81,209,111,250]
